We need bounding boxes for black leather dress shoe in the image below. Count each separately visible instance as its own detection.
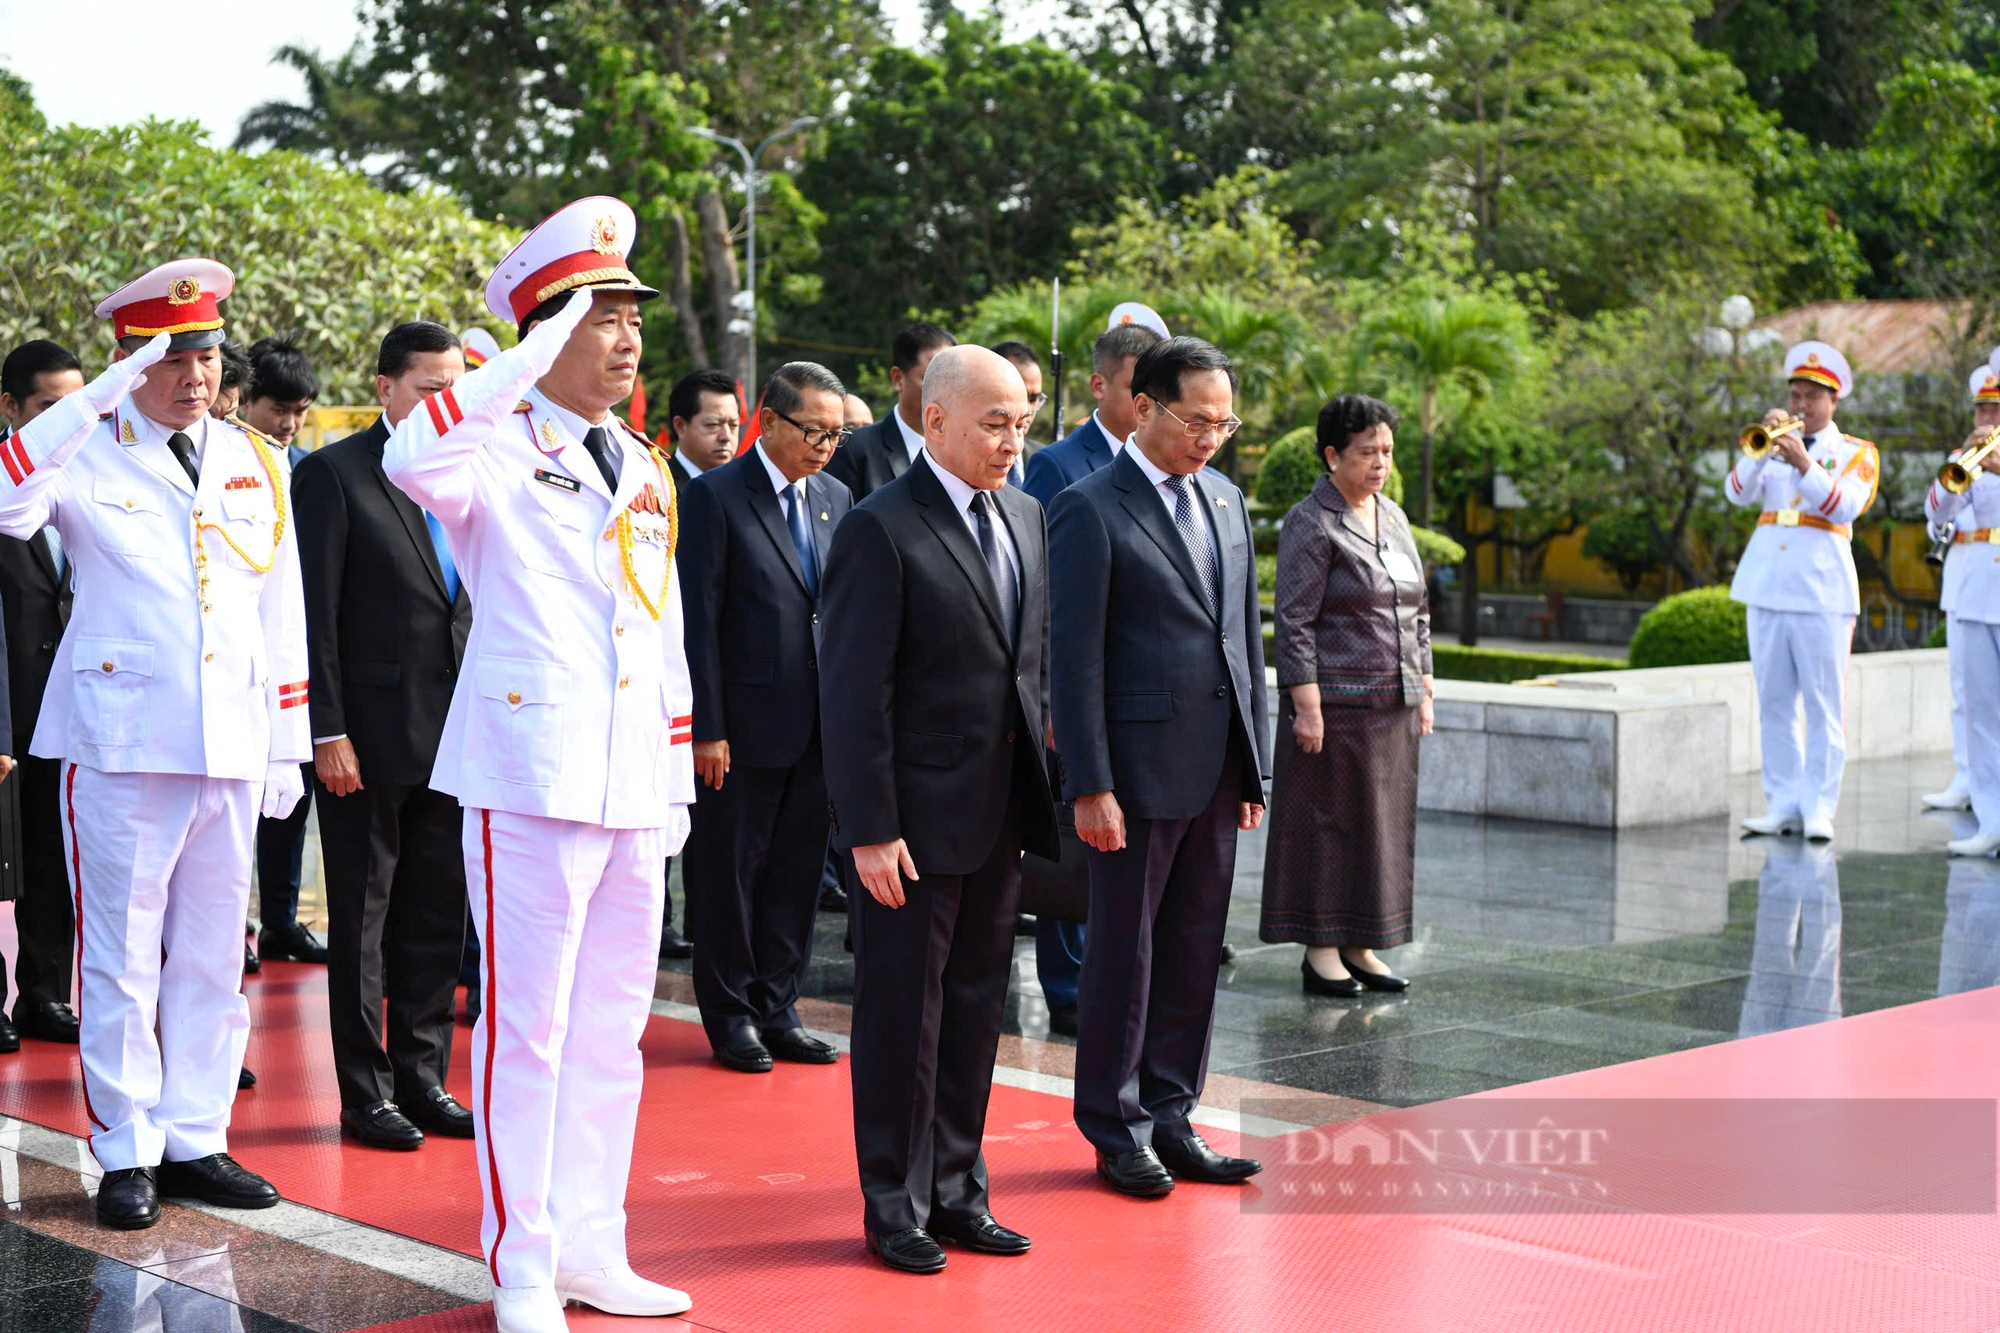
[96,1166,160,1230]
[238,1067,257,1090]
[341,1100,425,1150]
[762,1028,838,1064]
[1096,1147,1174,1198]
[1014,913,1037,937]
[1048,1004,1079,1038]
[931,1213,1031,1255]
[658,925,693,960]
[715,1028,773,1073]
[1341,950,1410,992]
[817,882,849,912]
[17,1000,79,1043]
[462,990,481,1026]
[155,1153,280,1209]
[402,1086,475,1138]
[243,940,261,975]
[866,1227,947,1274]
[1155,1133,1262,1184]
[0,1014,18,1054]
[1220,942,1238,965]
[258,921,328,964]
[1301,956,1363,997]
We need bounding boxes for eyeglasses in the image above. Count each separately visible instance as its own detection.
[1149,399,1243,440]
[772,408,852,451]
[1026,392,1049,410]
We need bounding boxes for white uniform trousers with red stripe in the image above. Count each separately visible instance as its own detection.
[62,765,258,1172]
[466,808,668,1291]
[1747,607,1855,823]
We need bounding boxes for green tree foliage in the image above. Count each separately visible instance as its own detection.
[0,117,509,403]
[1627,585,1751,666]
[796,14,1161,355]
[1581,505,1670,589]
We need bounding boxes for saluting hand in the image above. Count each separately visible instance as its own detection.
[853,839,917,908]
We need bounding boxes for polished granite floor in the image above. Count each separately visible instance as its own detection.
[726,753,1994,1109]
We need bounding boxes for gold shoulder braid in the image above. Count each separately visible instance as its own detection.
[615,444,677,620]
[193,428,286,611]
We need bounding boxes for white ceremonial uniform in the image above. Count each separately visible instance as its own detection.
[0,395,308,1171]
[386,380,695,1290]
[1938,856,2000,995]
[1927,469,2000,837]
[1725,423,1879,823]
[1738,838,1843,1036]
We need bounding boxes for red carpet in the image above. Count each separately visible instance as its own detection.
[3,952,1999,1331]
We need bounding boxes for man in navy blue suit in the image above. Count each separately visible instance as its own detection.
[1018,319,1162,1035]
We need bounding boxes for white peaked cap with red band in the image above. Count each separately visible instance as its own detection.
[1783,340,1851,401]
[1106,302,1171,340]
[1970,363,2000,405]
[94,258,235,349]
[483,196,659,325]
[460,327,502,368]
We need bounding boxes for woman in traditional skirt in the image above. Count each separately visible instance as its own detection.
[1260,394,1433,996]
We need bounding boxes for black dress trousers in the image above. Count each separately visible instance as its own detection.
[1073,735,1244,1156]
[685,734,831,1048]
[8,756,72,1014]
[316,777,467,1110]
[849,798,1022,1237]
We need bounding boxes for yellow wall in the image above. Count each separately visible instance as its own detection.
[294,406,382,452]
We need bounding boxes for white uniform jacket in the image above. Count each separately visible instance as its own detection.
[0,396,308,777]
[1928,462,2000,625]
[384,385,695,828]
[1725,425,1879,615]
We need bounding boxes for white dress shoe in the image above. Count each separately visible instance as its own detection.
[1922,779,1973,811]
[1803,817,1835,842]
[492,1285,569,1333]
[1947,832,2000,858]
[1740,811,1801,836]
[555,1264,692,1317]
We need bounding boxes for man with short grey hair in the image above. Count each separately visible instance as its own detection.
[820,345,1059,1274]
[680,362,854,1073]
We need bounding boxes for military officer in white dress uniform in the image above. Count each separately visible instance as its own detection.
[0,258,308,1230]
[1727,340,1879,842]
[1927,365,2000,857]
[1921,364,2000,811]
[383,197,696,1333]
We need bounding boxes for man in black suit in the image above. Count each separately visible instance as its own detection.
[659,368,744,961]
[244,337,330,966]
[0,341,74,1050]
[293,322,475,1150]
[823,322,954,502]
[680,362,852,1073]
[1049,337,1271,1198]
[821,346,1057,1275]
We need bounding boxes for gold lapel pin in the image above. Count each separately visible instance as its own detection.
[820,511,829,521]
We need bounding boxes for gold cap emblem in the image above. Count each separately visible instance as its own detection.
[591,215,620,255]
[168,277,202,305]
[1805,352,1822,367]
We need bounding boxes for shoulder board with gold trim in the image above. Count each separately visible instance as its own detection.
[616,419,654,449]
[1843,434,1877,450]
[219,416,271,446]
[514,400,533,414]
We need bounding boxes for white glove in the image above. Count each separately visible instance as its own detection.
[10,333,171,477]
[84,333,169,413]
[444,290,595,432]
[665,804,692,858]
[262,761,304,820]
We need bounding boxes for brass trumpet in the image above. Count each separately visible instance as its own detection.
[1940,425,2000,494]
[1740,415,1805,459]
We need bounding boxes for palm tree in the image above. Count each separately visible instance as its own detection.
[1360,294,1525,527]
[234,45,388,181]
[1162,287,1315,415]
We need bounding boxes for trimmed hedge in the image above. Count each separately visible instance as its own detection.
[1259,634,1627,683]
[1927,621,1947,649]
[1255,425,1406,511]
[1626,586,1749,668]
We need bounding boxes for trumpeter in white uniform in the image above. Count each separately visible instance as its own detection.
[1920,362,2000,811]
[382,198,696,1333]
[1726,340,1879,842]
[0,259,308,1229]
[1928,363,2000,857]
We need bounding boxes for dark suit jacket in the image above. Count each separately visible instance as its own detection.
[823,414,914,502]
[1022,414,1117,509]
[293,419,472,786]
[0,525,64,755]
[819,457,1059,875]
[680,450,852,769]
[1049,449,1270,820]
[666,452,699,498]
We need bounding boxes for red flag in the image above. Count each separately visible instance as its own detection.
[737,382,765,455]
[629,375,648,435]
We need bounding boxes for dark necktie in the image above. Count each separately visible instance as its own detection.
[1164,474,1218,615]
[782,484,820,600]
[972,491,1019,648]
[166,430,198,486]
[581,425,619,492]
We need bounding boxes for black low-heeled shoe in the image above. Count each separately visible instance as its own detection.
[1340,951,1410,992]
[1300,955,1363,997]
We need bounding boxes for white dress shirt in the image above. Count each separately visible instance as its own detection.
[754,442,804,510]
[921,450,1019,583]
[540,394,621,475]
[675,452,707,479]
[1124,436,1221,573]
[893,407,926,464]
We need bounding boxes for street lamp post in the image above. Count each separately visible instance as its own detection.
[691,117,820,395]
